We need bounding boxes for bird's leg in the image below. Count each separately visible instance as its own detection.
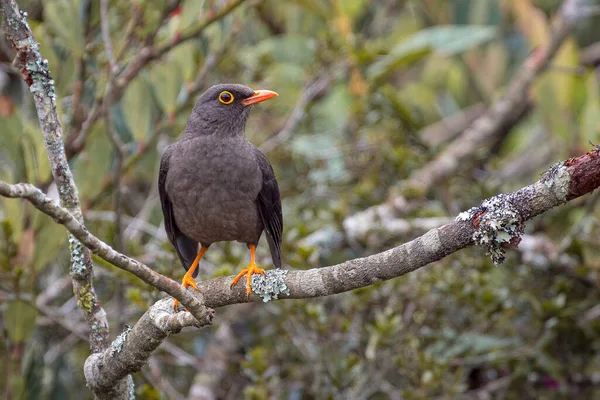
[174,246,207,311]
[230,245,265,296]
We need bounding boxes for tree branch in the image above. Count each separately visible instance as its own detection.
[0,143,599,394]
[0,0,109,354]
[84,298,214,400]
[1,145,599,305]
[1,140,599,393]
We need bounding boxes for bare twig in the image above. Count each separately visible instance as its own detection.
[85,22,241,211]
[187,24,242,99]
[100,0,118,75]
[69,0,92,135]
[0,0,110,354]
[113,0,247,103]
[0,181,211,322]
[145,358,186,400]
[100,0,129,333]
[418,103,486,147]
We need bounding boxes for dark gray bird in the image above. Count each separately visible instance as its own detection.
[158,84,282,309]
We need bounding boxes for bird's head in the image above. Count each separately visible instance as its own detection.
[183,83,278,137]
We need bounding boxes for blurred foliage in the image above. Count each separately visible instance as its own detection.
[1,0,600,398]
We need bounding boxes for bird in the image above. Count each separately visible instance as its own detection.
[158,83,283,310]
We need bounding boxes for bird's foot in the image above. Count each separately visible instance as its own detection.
[230,262,265,296]
[173,274,199,312]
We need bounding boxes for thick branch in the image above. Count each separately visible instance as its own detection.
[2,146,599,309]
[84,299,214,400]
[1,143,599,392]
[0,0,109,353]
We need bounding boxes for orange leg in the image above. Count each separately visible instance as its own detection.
[230,245,265,295]
[174,246,207,311]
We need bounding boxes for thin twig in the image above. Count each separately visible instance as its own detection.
[66,0,248,162]
[100,0,118,74]
[69,0,93,136]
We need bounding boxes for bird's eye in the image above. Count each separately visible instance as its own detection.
[218,91,234,104]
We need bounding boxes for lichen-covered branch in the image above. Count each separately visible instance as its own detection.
[1,141,599,392]
[198,145,600,309]
[84,299,214,400]
[1,146,598,308]
[0,0,109,353]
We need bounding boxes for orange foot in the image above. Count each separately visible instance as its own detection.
[230,262,265,295]
[173,273,199,311]
[173,246,207,312]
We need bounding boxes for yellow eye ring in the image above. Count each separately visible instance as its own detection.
[218,91,234,104]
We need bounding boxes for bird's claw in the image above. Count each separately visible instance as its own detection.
[231,263,265,295]
[173,273,200,312]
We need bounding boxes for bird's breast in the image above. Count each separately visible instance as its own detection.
[166,137,264,245]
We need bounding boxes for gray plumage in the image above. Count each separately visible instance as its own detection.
[158,84,282,277]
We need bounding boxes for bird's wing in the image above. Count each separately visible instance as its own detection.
[158,147,200,277]
[254,147,283,268]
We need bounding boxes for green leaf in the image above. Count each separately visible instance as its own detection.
[289,0,329,18]
[406,25,497,55]
[580,73,600,146]
[170,42,198,83]
[338,0,369,19]
[368,25,497,83]
[243,35,317,67]
[122,76,154,142]
[367,46,431,84]
[4,300,38,343]
[179,0,206,31]
[73,123,113,201]
[439,332,521,360]
[31,214,67,271]
[44,0,85,57]
[150,62,183,115]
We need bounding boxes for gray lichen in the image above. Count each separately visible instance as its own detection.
[110,326,132,357]
[251,269,290,302]
[127,375,135,400]
[90,320,106,344]
[12,11,57,104]
[541,161,568,190]
[69,234,87,276]
[455,193,524,265]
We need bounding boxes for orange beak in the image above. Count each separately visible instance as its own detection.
[241,90,278,107]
